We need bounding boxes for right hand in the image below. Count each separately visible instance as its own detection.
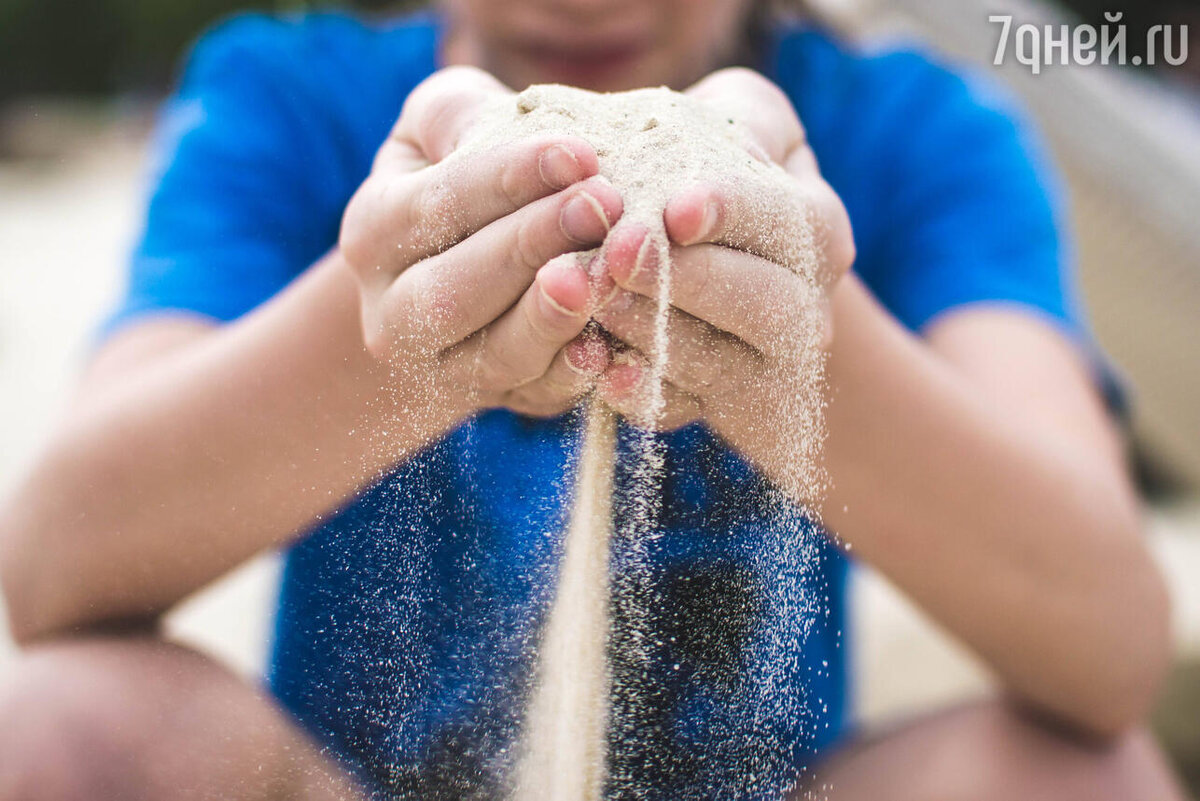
[339,66,624,419]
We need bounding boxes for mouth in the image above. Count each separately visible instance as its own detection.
[516,37,652,86]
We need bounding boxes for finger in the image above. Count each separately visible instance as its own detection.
[680,70,855,284]
[597,355,702,432]
[684,68,806,165]
[372,176,621,357]
[440,254,597,394]
[503,331,612,418]
[601,222,821,358]
[663,177,855,286]
[344,134,600,279]
[381,66,511,171]
[594,292,762,400]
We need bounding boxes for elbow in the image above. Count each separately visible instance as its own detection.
[0,499,91,647]
[2,491,170,647]
[1,566,44,649]
[2,597,56,649]
[1047,557,1174,743]
[1060,485,1175,743]
[1096,578,1173,741]
[1,515,60,646]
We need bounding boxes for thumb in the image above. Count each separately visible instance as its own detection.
[377,66,513,173]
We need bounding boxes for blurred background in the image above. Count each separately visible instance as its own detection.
[1,0,1198,793]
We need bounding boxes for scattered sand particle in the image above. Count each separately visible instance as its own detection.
[451,83,828,800]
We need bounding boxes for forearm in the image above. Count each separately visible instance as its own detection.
[0,253,469,642]
[0,68,626,642]
[711,274,1170,735]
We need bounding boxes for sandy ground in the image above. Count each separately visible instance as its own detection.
[2,123,1199,733]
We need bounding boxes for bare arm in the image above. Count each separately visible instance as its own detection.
[0,67,625,643]
[593,69,1170,739]
[735,277,1168,739]
[1,256,432,642]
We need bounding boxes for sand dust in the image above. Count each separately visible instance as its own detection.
[452,84,826,800]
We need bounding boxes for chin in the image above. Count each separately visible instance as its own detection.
[509,53,674,93]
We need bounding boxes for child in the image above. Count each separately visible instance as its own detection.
[0,0,1184,798]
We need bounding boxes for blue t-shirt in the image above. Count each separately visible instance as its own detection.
[102,10,1093,799]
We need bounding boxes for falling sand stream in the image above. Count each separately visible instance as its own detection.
[450,84,827,800]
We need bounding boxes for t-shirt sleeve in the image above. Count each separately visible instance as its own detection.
[97,16,339,341]
[851,54,1127,414]
[860,54,1079,334]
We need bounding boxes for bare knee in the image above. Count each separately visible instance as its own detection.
[813,699,1186,801]
[0,639,155,800]
[938,702,1185,801]
[0,636,288,801]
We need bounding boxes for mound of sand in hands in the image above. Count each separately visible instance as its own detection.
[451,84,827,801]
[454,83,820,337]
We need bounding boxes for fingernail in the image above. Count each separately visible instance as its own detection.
[561,191,610,243]
[539,280,584,318]
[566,356,593,376]
[539,144,582,189]
[627,232,654,284]
[566,340,605,375]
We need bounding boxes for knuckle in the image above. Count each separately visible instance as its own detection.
[541,366,588,401]
[422,279,471,346]
[831,227,856,277]
[339,226,370,278]
[473,357,513,393]
[410,87,467,152]
[396,75,442,139]
[410,177,451,237]
[362,320,392,362]
[389,270,457,357]
[339,184,382,274]
[405,67,503,157]
[348,172,425,266]
[475,346,532,393]
[680,245,717,309]
[809,185,855,279]
[524,290,578,347]
[532,372,583,407]
[828,201,857,275]
[512,214,547,275]
[496,149,531,210]
[360,298,405,362]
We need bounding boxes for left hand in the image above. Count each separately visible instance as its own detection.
[591,68,856,430]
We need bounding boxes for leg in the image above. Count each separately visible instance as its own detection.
[0,634,366,801]
[804,699,1188,801]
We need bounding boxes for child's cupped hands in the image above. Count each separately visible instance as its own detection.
[592,68,855,431]
[339,65,854,430]
[339,66,624,419]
